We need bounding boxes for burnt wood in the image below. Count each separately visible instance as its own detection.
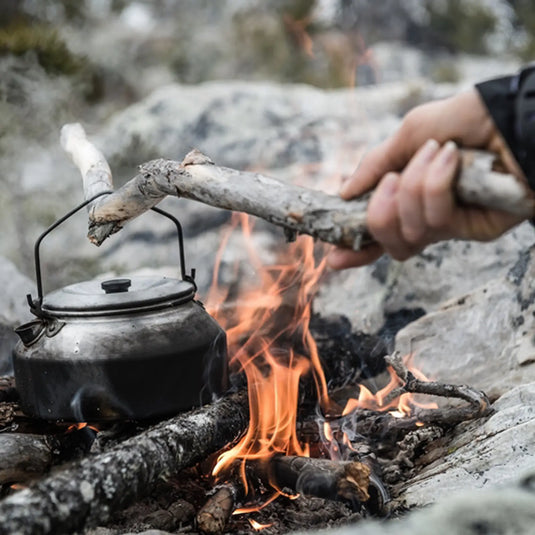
[197,483,240,534]
[0,391,249,535]
[0,434,58,485]
[255,455,372,505]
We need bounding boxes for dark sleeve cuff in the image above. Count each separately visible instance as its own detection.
[475,75,517,162]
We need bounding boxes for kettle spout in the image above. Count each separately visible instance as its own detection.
[15,320,46,346]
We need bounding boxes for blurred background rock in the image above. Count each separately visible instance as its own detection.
[0,0,531,318]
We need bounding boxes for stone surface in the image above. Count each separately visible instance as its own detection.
[293,477,535,534]
[398,383,535,509]
[395,242,535,398]
[317,222,535,335]
[98,79,425,172]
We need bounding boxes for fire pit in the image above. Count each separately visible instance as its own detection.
[0,215,491,534]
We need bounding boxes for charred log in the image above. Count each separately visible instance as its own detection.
[0,391,249,535]
[197,482,242,534]
[0,434,58,485]
[254,455,377,507]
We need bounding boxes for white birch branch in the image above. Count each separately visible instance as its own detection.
[60,124,535,249]
[60,123,113,200]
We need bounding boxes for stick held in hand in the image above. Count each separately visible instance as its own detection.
[60,124,535,249]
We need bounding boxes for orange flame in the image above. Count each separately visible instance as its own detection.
[206,212,437,506]
[249,519,274,531]
[209,214,329,486]
[66,422,99,433]
[342,357,438,417]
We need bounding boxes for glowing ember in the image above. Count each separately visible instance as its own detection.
[65,422,98,433]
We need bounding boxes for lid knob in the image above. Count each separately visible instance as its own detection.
[101,278,131,294]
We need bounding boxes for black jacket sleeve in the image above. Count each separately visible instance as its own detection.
[476,72,535,188]
[475,76,515,157]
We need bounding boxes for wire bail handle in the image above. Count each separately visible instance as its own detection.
[29,191,196,316]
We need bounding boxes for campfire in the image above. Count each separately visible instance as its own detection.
[0,212,490,534]
[0,124,512,534]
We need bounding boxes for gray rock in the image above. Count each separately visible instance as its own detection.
[395,241,535,398]
[98,80,435,172]
[398,383,535,508]
[316,222,535,335]
[292,477,535,535]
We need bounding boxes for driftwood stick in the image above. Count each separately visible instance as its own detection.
[60,123,116,237]
[60,125,535,248]
[0,391,249,535]
[196,482,241,534]
[60,123,113,201]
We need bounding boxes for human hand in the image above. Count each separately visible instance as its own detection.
[327,89,526,270]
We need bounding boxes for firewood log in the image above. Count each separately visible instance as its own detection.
[0,391,249,535]
[197,482,241,534]
[0,434,58,485]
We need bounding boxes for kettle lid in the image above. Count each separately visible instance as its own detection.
[41,276,195,316]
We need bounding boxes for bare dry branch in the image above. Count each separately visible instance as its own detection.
[60,125,535,249]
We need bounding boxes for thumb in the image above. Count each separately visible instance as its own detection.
[340,135,408,200]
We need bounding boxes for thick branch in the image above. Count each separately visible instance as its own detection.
[0,434,58,485]
[60,125,535,248]
[0,391,249,535]
[256,455,372,504]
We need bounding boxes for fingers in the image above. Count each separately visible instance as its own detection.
[423,141,459,228]
[340,89,494,203]
[339,136,407,200]
[327,243,384,270]
[367,172,416,261]
[397,139,440,243]
[366,142,461,261]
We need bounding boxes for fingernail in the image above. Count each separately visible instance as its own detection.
[437,140,458,165]
[420,139,440,162]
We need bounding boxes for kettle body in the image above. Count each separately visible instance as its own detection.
[13,280,228,421]
[13,198,228,421]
